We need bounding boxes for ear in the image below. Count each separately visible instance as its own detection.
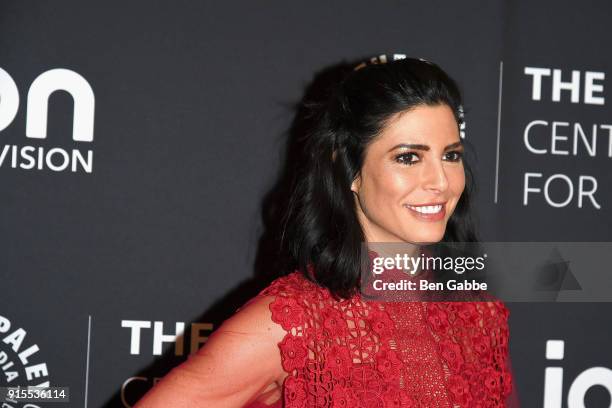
[351,174,361,194]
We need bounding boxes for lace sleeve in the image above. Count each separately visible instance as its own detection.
[491,302,521,408]
[485,301,518,408]
[504,352,521,408]
[247,272,336,407]
[254,273,313,393]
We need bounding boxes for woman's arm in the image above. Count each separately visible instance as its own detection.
[134,295,287,408]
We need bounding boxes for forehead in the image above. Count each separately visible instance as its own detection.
[374,104,460,146]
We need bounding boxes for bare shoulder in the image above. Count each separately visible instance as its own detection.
[219,294,288,343]
[134,276,316,407]
[135,294,289,407]
[209,291,304,384]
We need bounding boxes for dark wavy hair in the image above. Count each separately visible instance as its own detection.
[279,57,479,300]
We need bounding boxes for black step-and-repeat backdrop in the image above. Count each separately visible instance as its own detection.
[1,1,611,407]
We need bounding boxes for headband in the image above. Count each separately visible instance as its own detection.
[353,54,432,71]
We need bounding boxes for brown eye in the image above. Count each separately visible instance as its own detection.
[444,151,463,162]
[395,152,420,165]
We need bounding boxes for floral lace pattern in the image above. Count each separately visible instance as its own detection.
[254,271,513,408]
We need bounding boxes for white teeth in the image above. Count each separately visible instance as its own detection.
[405,204,443,214]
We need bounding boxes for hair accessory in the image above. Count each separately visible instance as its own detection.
[351,54,466,137]
[353,54,432,71]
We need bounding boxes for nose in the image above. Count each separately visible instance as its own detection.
[421,158,449,193]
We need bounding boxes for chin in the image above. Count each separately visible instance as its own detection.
[403,230,445,244]
[411,237,444,245]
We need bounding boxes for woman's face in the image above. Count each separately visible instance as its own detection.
[351,104,465,244]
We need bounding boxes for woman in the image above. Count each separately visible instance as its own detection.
[136,56,518,407]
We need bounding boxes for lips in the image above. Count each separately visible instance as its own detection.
[403,202,446,221]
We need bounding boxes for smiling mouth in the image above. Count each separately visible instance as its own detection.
[404,204,443,214]
[403,203,446,221]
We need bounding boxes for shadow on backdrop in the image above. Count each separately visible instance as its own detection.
[103,59,358,407]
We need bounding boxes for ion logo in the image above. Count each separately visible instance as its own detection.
[543,339,612,407]
[0,66,95,173]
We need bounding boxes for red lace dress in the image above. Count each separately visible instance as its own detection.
[244,269,519,408]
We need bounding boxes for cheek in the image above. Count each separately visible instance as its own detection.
[368,167,417,202]
[448,167,466,196]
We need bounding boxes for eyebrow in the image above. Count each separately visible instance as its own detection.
[389,141,463,152]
